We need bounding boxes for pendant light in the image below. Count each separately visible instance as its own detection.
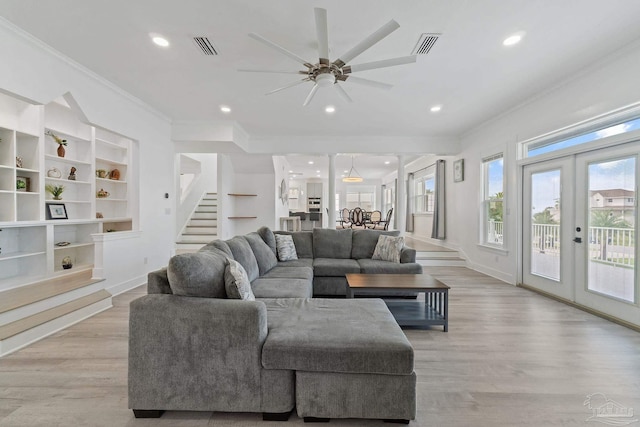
[342,156,363,183]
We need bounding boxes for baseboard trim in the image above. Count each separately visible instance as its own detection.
[107,275,146,296]
[517,283,640,333]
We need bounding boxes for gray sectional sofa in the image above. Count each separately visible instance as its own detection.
[129,227,422,423]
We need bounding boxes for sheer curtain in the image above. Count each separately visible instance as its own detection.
[406,172,414,232]
[431,160,446,239]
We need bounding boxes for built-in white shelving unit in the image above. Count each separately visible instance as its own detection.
[0,92,137,292]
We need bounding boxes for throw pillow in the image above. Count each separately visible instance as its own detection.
[275,233,298,261]
[224,258,255,301]
[372,235,404,263]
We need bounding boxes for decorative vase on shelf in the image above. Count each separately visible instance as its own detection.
[62,256,73,270]
[57,144,66,158]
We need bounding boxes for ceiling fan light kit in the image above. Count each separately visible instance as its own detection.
[243,7,417,106]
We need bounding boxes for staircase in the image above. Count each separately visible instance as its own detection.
[415,249,467,267]
[0,267,111,356]
[404,237,466,267]
[176,192,218,254]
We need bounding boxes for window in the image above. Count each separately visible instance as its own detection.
[481,154,504,246]
[346,186,375,211]
[413,166,435,214]
[381,183,395,220]
[526,116,640,158]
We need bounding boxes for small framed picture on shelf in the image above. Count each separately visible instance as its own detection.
[453,159,464,182]
[46,203,68,220]
[16,176,30,192]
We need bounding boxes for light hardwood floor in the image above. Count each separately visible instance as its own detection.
[1,267,639,426]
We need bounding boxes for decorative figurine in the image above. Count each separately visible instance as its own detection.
[68,167,77,180]
[16,156,23,168]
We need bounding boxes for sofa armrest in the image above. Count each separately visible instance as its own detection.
[128,294,268,412]
[400,246,417,263]
[147,268,172,294]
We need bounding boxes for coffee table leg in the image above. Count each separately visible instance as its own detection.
[443,290,448,332]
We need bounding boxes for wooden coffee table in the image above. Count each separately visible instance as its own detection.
[345,274,450,332]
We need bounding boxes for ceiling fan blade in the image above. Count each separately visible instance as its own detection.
[266,78,311,95]
[238,69,308,75]
[334,83,353,103]
[333,19,400,67]
[343,76,393,90]
[314,8,330,63]
[344,55,417,74]
[249,33,313,68]
[303,84,320,107]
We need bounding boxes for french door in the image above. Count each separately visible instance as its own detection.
[522,143,639,325]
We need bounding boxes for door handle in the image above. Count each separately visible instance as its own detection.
[573,237,582,243]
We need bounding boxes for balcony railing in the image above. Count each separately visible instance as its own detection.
[509,222,636,267]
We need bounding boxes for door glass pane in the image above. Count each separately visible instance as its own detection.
[587,157,636,302]
[531,169,561,281]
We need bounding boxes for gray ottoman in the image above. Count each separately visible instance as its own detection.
[263,298,416,423]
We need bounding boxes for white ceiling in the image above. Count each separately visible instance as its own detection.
[2,0,640,179]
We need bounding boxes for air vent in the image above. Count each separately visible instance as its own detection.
[193,37,219,55]
[411,33,440,55]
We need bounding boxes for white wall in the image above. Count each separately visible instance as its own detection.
[452,39,640,284]
[273,156,291,228]
[0,19,175,292]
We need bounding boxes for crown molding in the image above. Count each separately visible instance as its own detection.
[0,16,170,123]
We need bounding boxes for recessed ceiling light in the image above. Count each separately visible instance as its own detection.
[384,161,391,165]
[151,35,170,47]
[503,32,525,46]
[325,105,335,113]
[308,161,314,165]
[316,170,320,173]
[220,106,231,113]
[289,170,293,173]
[430,105,442,113]
[344,170,349,173]
[316,174,321,177]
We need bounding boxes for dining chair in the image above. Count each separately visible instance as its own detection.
[366,210,382,229]
[339,208,351,228]
[350,207,365,228]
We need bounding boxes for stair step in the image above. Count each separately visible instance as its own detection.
[189,219,217,226]
[418,258,466,267]
[192,212,217,219]
[184,227,217,234]
[175,244,207,254]
[178,235,217,243]
[0,267,100,315]
[195,207,217,212]
[416,251,461,259]
[0,290,111,341]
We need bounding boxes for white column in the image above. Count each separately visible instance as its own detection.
[328,154,336,228]
[396,155,406,235]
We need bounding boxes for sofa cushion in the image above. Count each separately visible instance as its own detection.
[257,226,277,257]
[167,250,227,298]
[275,234,298,261]
[251,278,313,298]
[351,229,400,260]
[225,236,260,281]
[262,266,314,281]
[263,298,414,375]
[357,259,423,274]
[245,232,278,275]
[313,228,352,259]
[224,259,255,301]
[275,231,313,258]
[313,258,361,277]
[277,258,314,268]
[372,235,405,263]
[199,240,233,258]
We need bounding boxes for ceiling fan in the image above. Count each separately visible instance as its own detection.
[240,8,417,106]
